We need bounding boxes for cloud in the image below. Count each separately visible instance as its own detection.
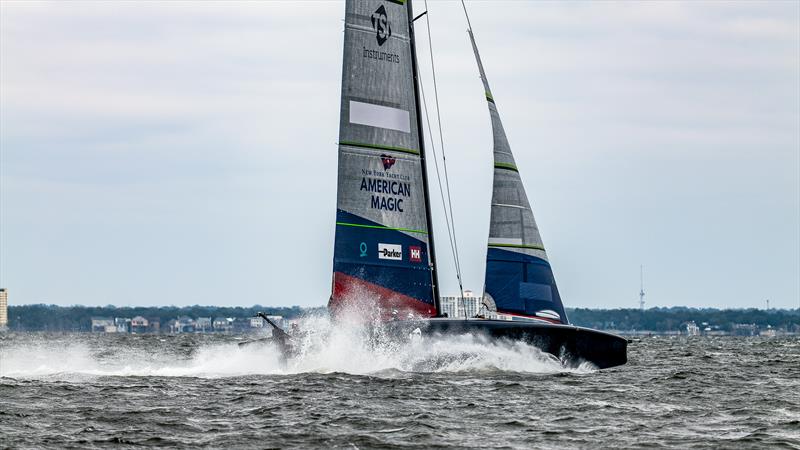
[1,1,797,308]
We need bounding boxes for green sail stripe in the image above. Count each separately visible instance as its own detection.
[494,162,518,172]
[488,243,546,251]
[387,0,406,4]
[339,141,420,156]
[337,222,427,235]
[485,91,494,103]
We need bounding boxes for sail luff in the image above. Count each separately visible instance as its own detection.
[468,26,569,324]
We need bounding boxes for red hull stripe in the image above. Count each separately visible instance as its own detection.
[330,272,436,320]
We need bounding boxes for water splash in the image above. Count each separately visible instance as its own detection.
[0,316,593,379]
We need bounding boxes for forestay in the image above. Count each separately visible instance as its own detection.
[330,0,437,319]
[468,30,569,324]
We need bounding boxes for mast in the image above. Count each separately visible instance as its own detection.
[407,0,441,315]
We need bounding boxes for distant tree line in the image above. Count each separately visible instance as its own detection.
[4,304,799,333]
[5,304,324,332]
[567,307,800,332]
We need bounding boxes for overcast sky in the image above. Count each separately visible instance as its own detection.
[1,1,798,309]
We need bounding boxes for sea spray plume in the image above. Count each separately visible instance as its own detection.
[281,312,595,375]
[0,322,594,379]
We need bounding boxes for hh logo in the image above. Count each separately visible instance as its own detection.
[380,154,396,170]
[409,246,422,263]
[371,5,391,46]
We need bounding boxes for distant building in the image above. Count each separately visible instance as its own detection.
[196,317,212,333]
[213,317,233,333]
[232,318,251,333]
[268,315,286,330]
[251,315,287,330]
[91,317,114,332]
[759,325,777,337]
[115,318,131,333]
[167,317,196,333]
[147,318,161,333]
[440,290,482,319]
[0,288,7,329]
[130,316,149,333]
[732,323,759,337]
[177,316,195,333]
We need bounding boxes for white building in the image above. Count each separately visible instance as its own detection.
[0,288,7,329]
[130,316,149,333]
[114,318,131,333]
[91,317,115,332]
[213,317,233,333]
[195,317,212,332]
[251,315,286,330]
[440,290,483,319]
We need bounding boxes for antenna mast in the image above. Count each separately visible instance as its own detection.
[639,265,645,311]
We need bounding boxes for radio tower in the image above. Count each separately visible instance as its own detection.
[639,265,645,311]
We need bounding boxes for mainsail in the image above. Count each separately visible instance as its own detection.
[330,0,439,319]
[468,30,569,324]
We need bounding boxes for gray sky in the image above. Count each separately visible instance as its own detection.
[1,1,798,309]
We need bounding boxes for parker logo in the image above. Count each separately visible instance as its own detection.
[409,246,422,263]
[380,154,396,170]
[370,5,391,46]
[378,243,402,260]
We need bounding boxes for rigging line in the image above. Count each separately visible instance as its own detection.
[419,70,459,306]
[415,37,460,314]
[422,0,466,317]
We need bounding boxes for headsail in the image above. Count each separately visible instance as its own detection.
[330,0,438,319]
[468,30,569,324]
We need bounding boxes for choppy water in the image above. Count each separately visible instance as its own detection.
[1,319,799,449]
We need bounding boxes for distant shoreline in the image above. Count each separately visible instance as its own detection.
[3,304,798,335]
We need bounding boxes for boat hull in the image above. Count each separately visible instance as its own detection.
[387,318,628,369]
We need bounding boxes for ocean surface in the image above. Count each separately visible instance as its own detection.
[1,319,799,449]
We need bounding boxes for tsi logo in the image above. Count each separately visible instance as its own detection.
[370,5,391,46]
[409,246,422,263]
[378,243,402,260]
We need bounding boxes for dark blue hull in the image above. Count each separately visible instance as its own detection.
[388,318,628,369]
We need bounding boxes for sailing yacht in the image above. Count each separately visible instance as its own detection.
[328,0,627,368]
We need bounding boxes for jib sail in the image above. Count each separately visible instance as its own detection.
[468,30,568,324]
[330,0,438,319]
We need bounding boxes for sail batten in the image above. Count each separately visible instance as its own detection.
[330,0,437,319]
[468,29,569,324]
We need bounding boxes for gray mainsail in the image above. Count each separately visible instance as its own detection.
[468,30,568,324]
[330,0,439,319]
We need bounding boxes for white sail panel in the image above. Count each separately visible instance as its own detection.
[349,100,411,133]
